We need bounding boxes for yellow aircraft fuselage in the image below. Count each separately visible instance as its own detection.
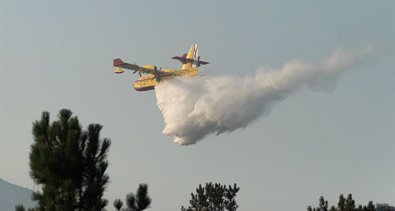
[114,44,208,91]
[133,67,198,91]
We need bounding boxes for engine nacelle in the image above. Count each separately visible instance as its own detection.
[142,64,155,70]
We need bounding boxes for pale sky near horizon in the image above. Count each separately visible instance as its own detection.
[1,0,394,210]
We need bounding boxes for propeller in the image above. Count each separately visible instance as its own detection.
[154,66,161,82]
[133,63,138,74]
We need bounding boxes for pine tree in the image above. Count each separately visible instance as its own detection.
[307,194,387,211]
[181,182,240,211]
[344,194,356,211]
[113,199,123,211]
[126,184,152,211]
[338,194,346,211]
[15,205,25,211]
[319,196,329,211]
[80,124,111,210]
[29,109,111,211]
[366,201,375,211]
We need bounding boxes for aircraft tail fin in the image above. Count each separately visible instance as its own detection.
[172,44,209,70]
[183,44,198,70]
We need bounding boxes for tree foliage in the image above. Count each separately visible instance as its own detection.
[29,109,111,211]
[113,198,123,211]
[181,182,240,211]
[126,184,152,211]
[15,204,26,211]
[307,194,395,211]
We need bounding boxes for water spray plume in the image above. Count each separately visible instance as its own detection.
[155,47,375,145]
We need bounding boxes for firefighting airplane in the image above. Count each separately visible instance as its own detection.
[113,44,209,91]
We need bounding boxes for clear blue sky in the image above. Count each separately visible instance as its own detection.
[1,0,394,210]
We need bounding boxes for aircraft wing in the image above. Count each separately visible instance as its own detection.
[113,58,156,74]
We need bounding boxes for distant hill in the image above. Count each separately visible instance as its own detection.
[0,178,36,211]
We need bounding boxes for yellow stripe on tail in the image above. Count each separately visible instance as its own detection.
[181,44,198,70]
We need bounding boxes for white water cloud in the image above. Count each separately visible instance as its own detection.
[155,47,375,145]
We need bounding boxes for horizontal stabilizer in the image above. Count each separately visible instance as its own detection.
[171,56,209,67]
[113,58,141,71]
